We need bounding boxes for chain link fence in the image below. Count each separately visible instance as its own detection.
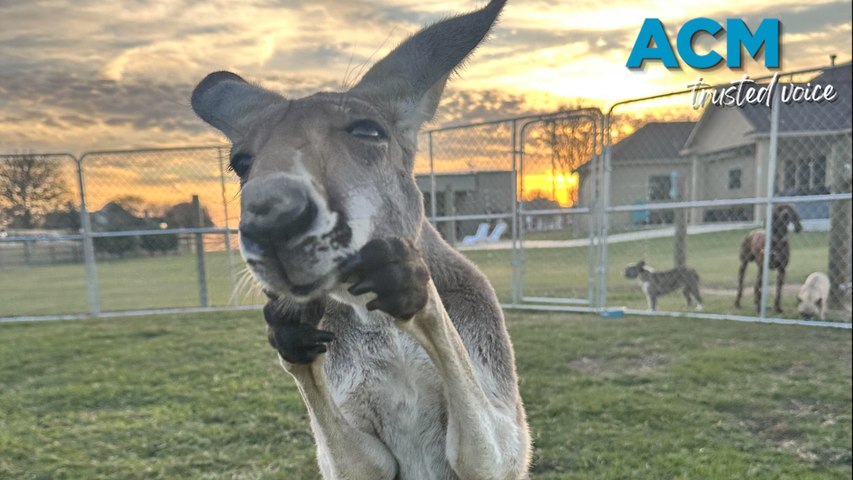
[0,153,88,317]
[421,120,517,302]
[599,65,851,325]
[78,147,254,313]
[0,147,265,319]
[2,64,850,327]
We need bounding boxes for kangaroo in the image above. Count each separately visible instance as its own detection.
[190,1,531,479]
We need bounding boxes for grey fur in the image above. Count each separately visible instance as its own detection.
[624,260,703,311]
[191,1,530,479]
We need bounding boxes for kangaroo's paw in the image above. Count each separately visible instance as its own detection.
[264,300,334,364]
[340,238,430,320]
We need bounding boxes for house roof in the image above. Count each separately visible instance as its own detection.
[91,201,147,229]
[610,121,696,161]
[738,63,852,134]
[574,121,695,175]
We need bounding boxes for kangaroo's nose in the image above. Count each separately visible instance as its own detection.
[239,173,318,247]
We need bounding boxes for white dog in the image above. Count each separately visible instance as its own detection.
[797,272,830,320]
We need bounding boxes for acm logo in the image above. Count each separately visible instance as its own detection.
[627,18,781,69]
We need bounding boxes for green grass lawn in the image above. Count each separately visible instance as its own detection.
[0,251,263,317]
[0,311,850,479]
[0,229,846,321]
[467,229,846,321]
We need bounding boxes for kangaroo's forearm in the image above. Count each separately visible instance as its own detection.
[286,360,398,480]
[400,282,530,480]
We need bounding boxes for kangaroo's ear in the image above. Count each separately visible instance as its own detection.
[350,0,506,138]
[191,71,286,142]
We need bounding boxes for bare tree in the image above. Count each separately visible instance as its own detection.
[0,154,69,229]
[546,116,596,206]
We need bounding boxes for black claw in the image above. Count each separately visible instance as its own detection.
[264,299,332,364]
[349,279,376,296]
[341,237,430,320]
[312,329,336,344]
[366,299,381,311]
[262,289,280,301]
[339,253,363,281]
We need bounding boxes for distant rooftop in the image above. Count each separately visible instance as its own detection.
[610,121,696,161]
[731,63,851,134]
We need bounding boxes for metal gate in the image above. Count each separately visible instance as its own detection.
[516,110,604,308]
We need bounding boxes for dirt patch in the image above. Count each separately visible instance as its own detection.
[568,353,670,377]
[568,356,607,375]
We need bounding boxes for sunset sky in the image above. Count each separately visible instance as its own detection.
[0,0,851,155]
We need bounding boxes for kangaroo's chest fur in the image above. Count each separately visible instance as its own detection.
[322,306,458,479]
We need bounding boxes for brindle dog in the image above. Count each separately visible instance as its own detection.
[735,204,803,313]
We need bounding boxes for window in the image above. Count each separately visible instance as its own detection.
[648,175,671,201]
[781,156,828,195]
[796,161,811,192]
[812,156,827,191]
[783,160,796,191]
[728,168,742,189]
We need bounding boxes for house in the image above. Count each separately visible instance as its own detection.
[521,196,567,231]
[90,201,148,230]
[574,62,852,229]
[575,122,696,229]
[682,62,852,223]
[415,170,514,244]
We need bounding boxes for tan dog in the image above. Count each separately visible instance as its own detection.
[797,272,831,320]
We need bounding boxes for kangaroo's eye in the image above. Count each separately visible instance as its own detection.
[347,120,387,141]
[229,152,253,177]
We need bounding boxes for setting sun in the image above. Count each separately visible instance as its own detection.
[523,172,579,206]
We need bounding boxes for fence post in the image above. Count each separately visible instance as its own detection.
[517,120,529,302]
[192,195,209,308]
[759,87,781,319]
[673,170,687,268]
[217,147,238,304]
[510,119,520,304]
[586,120,600,307]
[76,156,101,316]
[444,185,457,246]
[23,239,31,266]
[828,140,852,309]
[597,120,613,310]
[428,132,437,223]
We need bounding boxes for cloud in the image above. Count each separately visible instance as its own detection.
[0,0,850,153]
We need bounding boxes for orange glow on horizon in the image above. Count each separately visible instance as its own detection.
[523,172,579,207]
